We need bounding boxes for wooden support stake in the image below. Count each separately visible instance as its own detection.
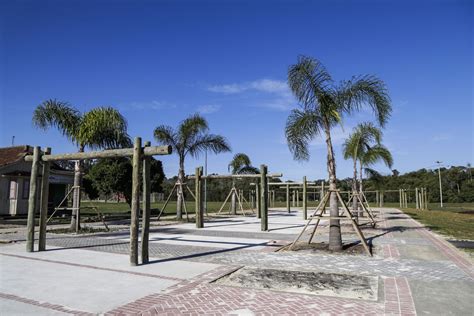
[38,147,51,251]
[141,141,151,264]
[260,165,268,231]
[157,183,177,220]
[302,176,307,220]
[130,137,142,266]
[256,183,261,219]
[26,146,40,252]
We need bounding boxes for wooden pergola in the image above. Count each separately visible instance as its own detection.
[24,137,172,266]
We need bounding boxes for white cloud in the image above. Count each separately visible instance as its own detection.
[197,104,221,114]
[125,100,175,110]
[207,78,295,111]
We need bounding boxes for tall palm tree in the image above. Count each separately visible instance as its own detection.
[33,99,131,230]
[154,114,231,219]
[285,55,391,251]
[359,144,393,192]
[228,153,259,214]
[343,122,384,210]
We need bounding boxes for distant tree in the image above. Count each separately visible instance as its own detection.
[33,100,130,229]
[285,55,391,251]
[154,114,231,219]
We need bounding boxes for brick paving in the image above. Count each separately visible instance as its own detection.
[1,207,473,315]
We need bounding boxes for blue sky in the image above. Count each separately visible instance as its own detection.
[1,0,472,181]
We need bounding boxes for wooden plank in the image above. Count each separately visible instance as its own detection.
[141,141,151,264]
[130,137,142,266]
[189,173,282,179]
[25,145,171,162]
[26,146,40,252]
[38,147,51,251]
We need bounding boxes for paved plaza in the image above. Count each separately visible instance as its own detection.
[0,208,473,315]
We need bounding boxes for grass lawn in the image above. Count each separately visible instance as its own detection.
[400,204,474,240]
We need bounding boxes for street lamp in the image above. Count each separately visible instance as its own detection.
[435,161,443,208]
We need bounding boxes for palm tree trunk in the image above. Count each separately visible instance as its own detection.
[324,125,342,251]
[70,145,84,231]
[176,159,185,220]
[352,159,358,211]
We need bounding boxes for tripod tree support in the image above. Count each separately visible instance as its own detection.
[289,190,372,256]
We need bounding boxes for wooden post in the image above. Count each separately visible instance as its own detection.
[424,188,429,210]
[296,189,300,207]
[130,137,142,266]
[38,147,51,251]
[260,165,268,231]
[415,188,419,209]
[292,189,296,207]
[286,184,290,213]
[302,176,307,220]
[195,166,203,228]
[141,141,151,264]
[26,146,40,252]
[256,183,261,219]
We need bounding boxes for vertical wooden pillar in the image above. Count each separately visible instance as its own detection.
[286,184,290,213]
[415,188,419,209]
[195,166,203,228]
[302,176,307,220]
[320,181,324,200]
[38,147,51,251]
[256,184,261,219]
[141,141,151,264]
[26,146,41,252]
[292,189,296,207]
[130,137,142,266]
[260,165,268,231]
[296,189,299,207]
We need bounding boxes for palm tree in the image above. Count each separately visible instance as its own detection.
[342,123,393,210]
[228,153,259,214]
[359,144,393,192]
[33,99,131,230]
[285,55,391,251]
[154,114,231,219]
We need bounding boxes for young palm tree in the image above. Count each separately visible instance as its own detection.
[33,99,131,230]
[285,55,391,251]
[154,114,231,219]
[359,144,393,192]
[343,122,384,210]
[228,153,259,214]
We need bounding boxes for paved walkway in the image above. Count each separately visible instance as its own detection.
[0,208,472,315]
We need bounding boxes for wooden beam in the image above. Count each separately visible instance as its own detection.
[38,147,51,251]
[141,141,151,264]
[25,145,172,162]
[130,137,142,266]
[195,167,203,228]
[26,146,40,252]
[302,176,307,220]
[189,173,282,179]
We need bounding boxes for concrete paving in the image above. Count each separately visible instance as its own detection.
[0,207,472,315]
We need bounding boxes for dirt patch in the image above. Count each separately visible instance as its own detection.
[279,241,371,255]
[214,267,378,301]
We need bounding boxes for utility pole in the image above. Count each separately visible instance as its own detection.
[436,161,443,208]
[204,150,208,215]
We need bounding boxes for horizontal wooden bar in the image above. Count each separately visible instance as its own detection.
[188,173,282,179]
[25,145,172,162]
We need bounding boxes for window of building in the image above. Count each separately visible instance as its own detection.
[9,180,17,199]
[22,179,30,199]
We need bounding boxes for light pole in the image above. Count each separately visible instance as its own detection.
[204,150,208,215]
[436,161,443,208]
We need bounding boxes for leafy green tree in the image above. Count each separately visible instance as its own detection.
[285,55,391,251]
[154,114,231,219]
[33,99,130,229]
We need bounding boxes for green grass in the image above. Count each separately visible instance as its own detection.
[381,202,474,212]
[400,206,474,240]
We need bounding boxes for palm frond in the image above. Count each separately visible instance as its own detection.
[228,153,252,174]
[186,134,231,158]
[32,99,82,144]
[285,109,323,161]
[154,125,179,153]
[79,107,130,149]
[288,55,333,108]
[337,75,392,127]
[178,114,208,150]
[361,144,393,168]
